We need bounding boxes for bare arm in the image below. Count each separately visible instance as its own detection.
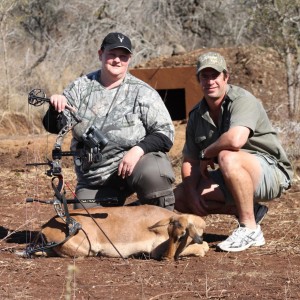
[203,126,250,159]
[181,156,207,215]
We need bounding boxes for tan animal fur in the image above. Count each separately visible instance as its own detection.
[37,205,209,260]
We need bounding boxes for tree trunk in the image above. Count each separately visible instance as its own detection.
[295,58,300,116]
[285,49,295,117]
[0,16,10,111]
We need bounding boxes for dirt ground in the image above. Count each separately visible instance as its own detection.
[0,46,299,299]
[0,126,299,300]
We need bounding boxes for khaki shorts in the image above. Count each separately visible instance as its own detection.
[209,153,291,205]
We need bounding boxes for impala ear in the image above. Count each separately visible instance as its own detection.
[185,215,206,230]
[149,217,171,231]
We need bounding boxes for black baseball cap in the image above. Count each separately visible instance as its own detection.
[100,32,132,53]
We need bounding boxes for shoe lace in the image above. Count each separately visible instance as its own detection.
[226,226,248,242]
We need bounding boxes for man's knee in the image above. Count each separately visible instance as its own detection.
[128,152,175,198]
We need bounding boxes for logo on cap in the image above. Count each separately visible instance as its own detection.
[196,52,227,74]
[101,32,132,53]
[118,34,124,43]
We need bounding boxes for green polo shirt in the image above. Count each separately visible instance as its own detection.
[183,84,293,181]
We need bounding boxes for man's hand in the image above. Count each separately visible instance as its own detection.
[118,146,144,179]
[199,159,215,179]
[180,158,209,216]
[50,94,75,113]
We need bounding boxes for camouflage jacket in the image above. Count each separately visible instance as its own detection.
[61,70,174,187]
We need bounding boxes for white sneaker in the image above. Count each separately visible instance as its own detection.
[217,224,265,252]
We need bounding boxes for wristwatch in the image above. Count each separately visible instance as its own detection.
[199,149,210,161]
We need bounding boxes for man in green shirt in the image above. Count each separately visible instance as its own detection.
[175,52,293,252]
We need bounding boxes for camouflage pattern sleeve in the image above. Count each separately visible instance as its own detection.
[132,78,174,143]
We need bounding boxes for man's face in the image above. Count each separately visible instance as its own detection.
[99,48,131,78]
[198,68,229,101]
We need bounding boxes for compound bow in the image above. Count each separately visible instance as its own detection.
[25,89,124,260]
[25,89,83,256]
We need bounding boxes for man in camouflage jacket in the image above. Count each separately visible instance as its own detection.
[43,32,175,210]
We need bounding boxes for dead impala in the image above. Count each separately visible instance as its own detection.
[26,205,209,260]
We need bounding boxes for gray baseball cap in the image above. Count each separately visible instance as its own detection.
[196,52,227,74]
